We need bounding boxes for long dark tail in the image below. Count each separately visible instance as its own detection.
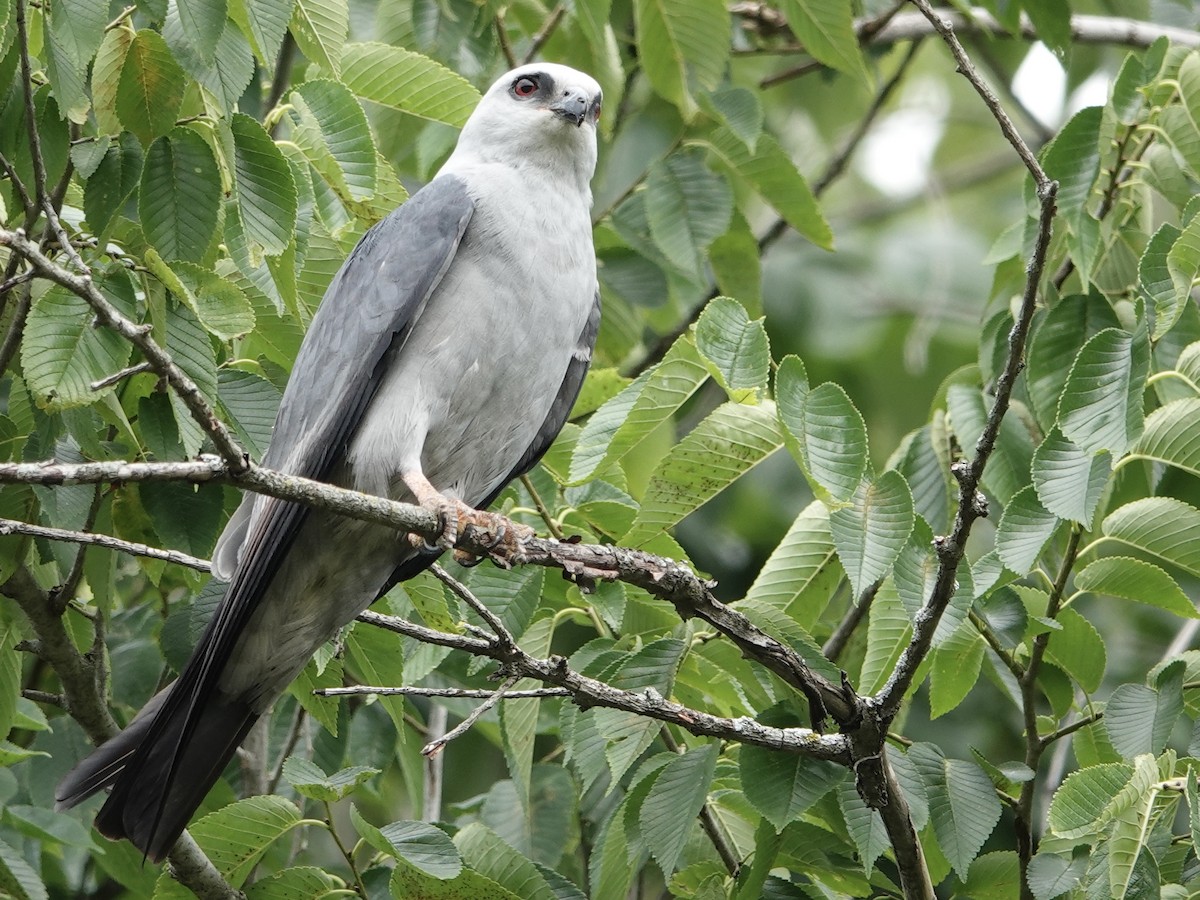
[55,682,257,862]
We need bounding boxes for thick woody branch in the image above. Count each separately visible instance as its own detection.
[357,610,850,761]
[0,456,857,727]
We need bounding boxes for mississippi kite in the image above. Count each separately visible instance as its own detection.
[57,63,603,862]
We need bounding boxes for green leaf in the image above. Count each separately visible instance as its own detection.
[1057,326,1149,457]
[140,481,223,557]
[929,629,984,718]
[779,378,869,502]
[1141,223,1184,339]
[634,0,729,118]
[1102,497,1200,578]
[164,12,255,115]
[343,621,406,738]
[995,485,1059,575]
[1044,607,1105,694]
[644,149,733,278]
[0,625,17,743]
[641,743,718,876]
[1030,428,1109,525]
[1041,106,1102,231]
[1026,851,1087,900]
[962,851,1021,900]
[1027,295,1119,429]
[1106,681,1183,758]
[164,298,218,455]
[700,86,763,151]
[83,132,143,235]
[828,470,914,599]
[0,835,46,900]
[289,79,376,204]
[186,796,304,886]
[176,0,227,62]
[281,756,379,802]
[859,581,911,695]
[1074,557,1197,619]
[140,128,221,263]
[169,260,255,341]
[116,29,187,145]
[232,112,298,256]
[739,500,840,630]
[705,127,832,250]
[946,383,1032,503]
[232,0,294,67]
[837,778,888,877]
[623,401,784,546]
[911,745,1002,880]
[244,866,345,899]
[694,296,769,401]
[44,0,108,123]
[217,368,280,461]
[285,654,341,736]
[777,0,870,86]
[499,618,554,817]
[340,42,480,127]
[22,285,132,411]
[569,336,708,485]
[350,806,462,879]
[1048,762,1133,838]
[1167,217,1200,339]
[1024,0,1071,56]
[455,823,562,900]
[92,25,134,134]
[740,708,846,831]
[289,0,346,75]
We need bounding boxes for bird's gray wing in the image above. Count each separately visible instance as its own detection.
[65,176,475,858]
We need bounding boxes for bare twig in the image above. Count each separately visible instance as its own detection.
[357,609,849,760]
[823,579,880,663]
[317,685,570,699]
[421,676,518,757]
[874,0,1057,721]
[430,563,514,649]
[0,517,212,571]
[91,361,153,391]
[522,3,565,65]
[520,473,564,539]
[423,705,447,821]
[494,12,518,69]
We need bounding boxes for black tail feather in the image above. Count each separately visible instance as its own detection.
[56,683,258,863]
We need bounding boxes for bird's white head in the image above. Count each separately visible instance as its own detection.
[448,63,602,191]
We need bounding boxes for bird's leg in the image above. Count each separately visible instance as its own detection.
[401,470,462,551]
[400,471,534,557]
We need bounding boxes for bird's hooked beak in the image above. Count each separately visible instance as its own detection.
[550,90,590,127]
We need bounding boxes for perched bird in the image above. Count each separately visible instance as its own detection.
[56,63,602,861]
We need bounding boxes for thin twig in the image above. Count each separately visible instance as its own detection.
[495,12,518,69]
[0,517,212,571]
[430,563,514,649]
[423,705,447,821]
[22,688,65,708]
[875,0,1057,721]
[317,685,570,699]
[823,579,880,663]
[521,473,565,540]
[1039,709,1103,749]
[91,361,153,391]
[0,151,34,221]
[421,676,518,757]
[522,4,565,65]
[266,705,308,795]
[49,486,103,615]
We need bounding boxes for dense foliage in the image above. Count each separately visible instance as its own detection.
[2,0,1200,898]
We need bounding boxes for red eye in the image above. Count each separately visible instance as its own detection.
[513,76,539,98]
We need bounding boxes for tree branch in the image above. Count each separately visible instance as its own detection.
[0,455,859,728]
[0,228,249,471]
[420,676,518,757]
[873,0,1057,722]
